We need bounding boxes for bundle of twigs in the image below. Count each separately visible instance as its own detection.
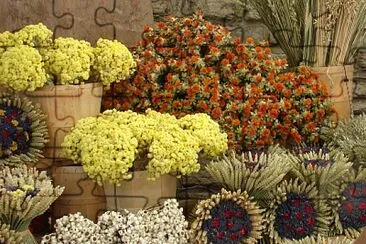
[248,0,366,67]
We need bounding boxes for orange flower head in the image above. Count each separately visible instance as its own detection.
[211,107,222,119]
[232,119,240,127]
[246,37,255,44]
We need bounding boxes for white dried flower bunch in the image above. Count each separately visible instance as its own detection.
[116,199,189,244]
[43,199,189,244]
[0,165,64,231]
[42,212,107,244]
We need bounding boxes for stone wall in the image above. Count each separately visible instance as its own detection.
[151,0,366,114]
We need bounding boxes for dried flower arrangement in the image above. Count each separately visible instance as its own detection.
[0,23,135,92]
[0,93,48,164]
[266,179,331,242]
[104,13,333,151]
[0,165,64,243]
[42,199,190,244]
[248,0,366,67]
[190,189,264,243]
[62,109,227,185]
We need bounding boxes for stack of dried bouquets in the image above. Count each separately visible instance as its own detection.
[0,165,64,243]
[104,12,333,150]
[62,109,227,185]
[0,93,48,164]
[42,199,190,244]
[190,188,265,243]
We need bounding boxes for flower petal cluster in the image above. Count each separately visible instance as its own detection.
[62,109,227,184]
[42,37,94,85]
[0,45,47,91]
[179,113,227,157]
[13,23,53,47]
[93,38,136,86]
[116,199,190,243]
[104,13,333,150]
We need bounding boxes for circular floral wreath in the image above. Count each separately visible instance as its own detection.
[0,93,48,164]
[267,179,331,242]
[191,188,264,243]
[330,167,366,239]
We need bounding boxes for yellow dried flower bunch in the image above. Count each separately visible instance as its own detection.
[0,31,15,47]
[13,23,53,47]
[0,45,48,91]
[179,113,229,157]
[62,109,228,185]
[0,23,135,91]
[93,38,135,86]
[42,37,94,85]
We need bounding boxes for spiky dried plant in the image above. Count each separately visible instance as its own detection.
[324,114,366,168]
[206,145,291,202]
[288,145,352,196]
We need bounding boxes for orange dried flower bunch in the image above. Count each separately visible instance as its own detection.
[104,12,333,150]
